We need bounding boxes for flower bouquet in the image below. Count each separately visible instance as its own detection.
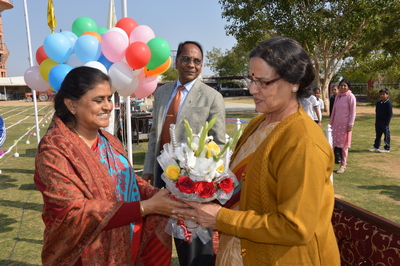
[157,115,242,244]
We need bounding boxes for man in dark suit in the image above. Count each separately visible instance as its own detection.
[142,41,226,265]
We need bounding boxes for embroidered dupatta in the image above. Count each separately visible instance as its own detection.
[216,116,278,265]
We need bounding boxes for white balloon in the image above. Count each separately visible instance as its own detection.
[24,66,51,92]
[132,68,143,77]
[118,77,139,97]
[84,61,108,74]
[66,53,84,68]
[108,62,134,91]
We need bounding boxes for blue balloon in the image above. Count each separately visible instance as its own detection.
[97,54,113,70]
[75,35,102,63]
[60,31,78,52]
[44,33,73,63]
[48,64,73,91]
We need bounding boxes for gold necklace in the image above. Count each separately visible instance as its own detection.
[72,127,82,138]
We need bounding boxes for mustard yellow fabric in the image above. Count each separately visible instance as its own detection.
[217,107,340,265]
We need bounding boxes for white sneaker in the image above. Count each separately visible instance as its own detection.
[369,147,378,152]
[378,149,390,153]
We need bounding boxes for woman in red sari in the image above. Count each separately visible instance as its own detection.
[34,66,187,265]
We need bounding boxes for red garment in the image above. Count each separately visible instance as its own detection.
[34,116,171,265]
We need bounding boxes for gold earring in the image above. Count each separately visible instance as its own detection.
[292,87,298,92]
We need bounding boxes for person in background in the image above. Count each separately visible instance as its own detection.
[330,78,356,174]
[34,67,187,265]
[0,116,6,147]
[173,37,340,265]
[142,41,226,266]
[313,87,325,120]
[368,76,375,90]
[299,93,322,126]
[369,88,392,153]
[329,84,339,117]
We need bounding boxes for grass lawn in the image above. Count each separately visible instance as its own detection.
[0,97,399,265]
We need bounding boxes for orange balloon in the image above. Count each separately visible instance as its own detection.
[144,57,171,76]
[82,31,102,43]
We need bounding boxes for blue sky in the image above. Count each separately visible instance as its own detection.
[2,0,237,77]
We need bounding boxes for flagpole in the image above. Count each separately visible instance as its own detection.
[121,0,133,164]
[23,0,40,144]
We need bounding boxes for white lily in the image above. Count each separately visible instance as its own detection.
[190,157,218,182]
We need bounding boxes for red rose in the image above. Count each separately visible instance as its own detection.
[176,176,196,194]
[218,177,234,193]
[195,181,215,198]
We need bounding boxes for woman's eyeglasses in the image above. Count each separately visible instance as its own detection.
[180,56,202,66]
[244,75,281,89]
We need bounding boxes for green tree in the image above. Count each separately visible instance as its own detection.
[160,67,178,83]
[218,0,395,106]
[206,45,249,77]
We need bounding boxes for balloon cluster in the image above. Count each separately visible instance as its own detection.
[24,17,171,98]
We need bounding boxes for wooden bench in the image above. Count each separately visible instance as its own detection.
[332,198,400,265]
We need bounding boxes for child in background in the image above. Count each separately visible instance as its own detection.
[369,88,393,153]
[299,94,321,126]
[313,87,325,120]
[329,85,339,117]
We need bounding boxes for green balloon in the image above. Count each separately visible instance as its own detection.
[146,37,170,70]
[72,17,98,36]
[97,27,108,35]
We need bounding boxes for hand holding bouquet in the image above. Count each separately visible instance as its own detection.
[157,115,242,243]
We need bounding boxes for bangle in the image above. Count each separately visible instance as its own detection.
[140,202,145,217]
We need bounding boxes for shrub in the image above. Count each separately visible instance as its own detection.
[367,87,400,104]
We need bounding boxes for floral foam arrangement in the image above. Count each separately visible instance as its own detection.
[157,115,242,244]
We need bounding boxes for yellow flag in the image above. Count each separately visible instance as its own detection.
[47,0,57,33]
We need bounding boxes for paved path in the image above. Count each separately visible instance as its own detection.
[224,102,255,112]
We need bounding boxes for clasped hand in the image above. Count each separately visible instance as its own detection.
[172,201,222,229]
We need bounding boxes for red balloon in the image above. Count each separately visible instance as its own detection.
[125,42,151,69]
[36,45,49,65]
[116,17,138,37]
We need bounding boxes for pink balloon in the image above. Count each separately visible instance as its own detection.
[101,30,129,62]
[107,27,129,42]
[129,25,155,44]
[135,72,157,99]
[24,66,51,92]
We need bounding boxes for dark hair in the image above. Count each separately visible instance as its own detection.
[176,41,204,59]
[339,78,351,88]
[379,88,389,94]
[313,87,321,93]
[249,37,315,99]
[54,66,111,126]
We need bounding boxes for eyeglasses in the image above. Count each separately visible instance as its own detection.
[244,75,281,89]
[180,56,202,66]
